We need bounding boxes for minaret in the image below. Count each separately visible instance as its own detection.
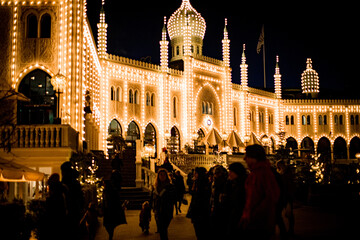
[240,44,249,139]
[97,0,107,59]
[274,56,284,146]
[222,18,232,135]
[160,17,169,72]
[274,55,282,99]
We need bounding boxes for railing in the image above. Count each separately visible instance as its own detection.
[142,167,157,191]
[0,124,78,149]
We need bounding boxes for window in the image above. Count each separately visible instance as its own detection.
[27,14,38,38]
[146,92,150,106]
[173,97,177,118]
[116,87,120,101]
[286,115,289,125]
[339,115,343,125]
[334,115,338,125]
[351,115,355,125]
[205,102,209,114]
[307,115,311,125]
[110,87,114,101]
[319,115,323,125]
[356,115,359,125]
[151,93,155,106]
[40,14,51,38]
[176,46,179,55]
[302,115,306,125]
[197,46,200,55]
[290,115,294,125]
[202,101,205,114]
[234,108,237,126]
[129,89,133,103]
[134,90,139,104]
[209,103,213,115]
[323,115,327,125]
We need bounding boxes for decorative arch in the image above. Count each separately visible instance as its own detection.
[40,13,51,38]
[350,137,360,159]
[195,83,221,115]
[300,137,315,159]
[333,136,347,160]
[17,69,56,124]
[285,137,298,150]
[317,137,331,161]
[108,119,122,137]
[15,65,55,89]
[126,120,141,141]
[144,123,157,157]
[168,126,181,154]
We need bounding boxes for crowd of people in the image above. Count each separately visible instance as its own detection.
[41,143,294,240]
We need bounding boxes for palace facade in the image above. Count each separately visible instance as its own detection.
[1,0,360,184]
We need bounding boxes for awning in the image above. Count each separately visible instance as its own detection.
[247,132,263,146]
[227,131,245,148]
[0,158,45,182]
[0,89,30,102]
[199,128,223,146]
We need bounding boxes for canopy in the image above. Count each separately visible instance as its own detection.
[199,128,223,146]
[0,158,45,182]
[227,131,245,148]
[247,132,262,146]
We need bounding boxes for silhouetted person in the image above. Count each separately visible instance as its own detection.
[187,167,211,240]
[139,201,151,234]
[151,168,176,240]
[103,179,126,240]
[161,156,174,173]
[111,157,122,191]
[174,170,185,214]
[240,144,280,240]
[224,162,247,238]
[44,173,67,240]
[80,202,99,240]
[61,161,84,240]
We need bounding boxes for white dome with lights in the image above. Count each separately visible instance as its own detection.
[167,0,206,40]
[301,58,319,96]
[167,0,206,61]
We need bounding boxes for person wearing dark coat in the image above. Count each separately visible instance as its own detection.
[151,168,176,240]
[103,179,127,240]
[223,162,247,238]
[174,170,185,214]
[161,157,174,173]
[186,167,211,240]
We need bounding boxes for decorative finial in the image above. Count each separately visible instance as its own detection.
[163,16,167,25]
[225,18,227,26]
[102,0,105,6]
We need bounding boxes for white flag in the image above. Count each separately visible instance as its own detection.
[257,25,264,54]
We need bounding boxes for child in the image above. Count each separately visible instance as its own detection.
[80,202,99,240]
[139,201,151,234]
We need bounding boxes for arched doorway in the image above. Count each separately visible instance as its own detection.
[144,123,157,158]
[167,126,180,154]
[317,137,331,162]
[107,119,123,156]
[194,128,206,154]
[350,137,360,159]
[285,137,298,151]
[126,121,140,142]
[17,69,56,124]
[300,137,314,160]
[333,137,348,160]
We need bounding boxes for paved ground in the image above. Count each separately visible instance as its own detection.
[94,194,359,240]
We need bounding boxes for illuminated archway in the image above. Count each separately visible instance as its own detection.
[317,137,331,161]
[168,126,181,154]
[126,121,140,141]
[144,123,157,158]
[350,137,360,159]
[333,137,347,160]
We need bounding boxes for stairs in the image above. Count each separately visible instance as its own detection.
[120,187,151,210]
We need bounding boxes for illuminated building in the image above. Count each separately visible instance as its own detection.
[0,0,360,191]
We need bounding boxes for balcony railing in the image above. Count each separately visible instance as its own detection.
[1,124,78,149]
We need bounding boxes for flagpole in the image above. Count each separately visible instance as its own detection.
[263,25,266,89]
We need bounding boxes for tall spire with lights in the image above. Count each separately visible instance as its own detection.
[222,18,231,135]
[240,44,248,90]
[222,18,230,67]
[97,0,108,59]
[240,44,249,139]
[160,16,169,72]
[274,55,282,99]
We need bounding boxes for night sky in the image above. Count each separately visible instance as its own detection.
[86,0,357,97]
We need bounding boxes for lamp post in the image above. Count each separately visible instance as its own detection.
[51,71,66,124]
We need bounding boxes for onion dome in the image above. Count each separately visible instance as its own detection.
[301,58,319,94]
[167,0,206,41]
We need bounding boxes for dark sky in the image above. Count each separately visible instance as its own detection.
[86,0,358,96]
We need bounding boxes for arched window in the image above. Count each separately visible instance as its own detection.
[351,115,355,125]
[202,101,205,114]
[339,115,343,125]
[134,90,139,104]
[129,89,133,103]
[233,107,237,126]
[302,115,306,125]
[205,102,209,114]
[40,13,51,38]
[290,115,294,125]
[27,14,38,38]
[17,69,55,124]
[110,87,114,101]
[176,46,180,55]
[173,97,177,118]
[285,115,289,125]
[116,87,120,101]
[323,115,327,125]
[319,115,323,125]
[334,115,338,125]
[146,92,150,106]
[307,115,311,125]
[151,93,155,106]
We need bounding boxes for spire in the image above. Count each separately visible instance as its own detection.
[162,16,167,41]
[222,18,230,67]
[223,18,228,40]
[274,55,282,99]
[160,16,169,71]
[97,0,108,58]
[240,44,248,88]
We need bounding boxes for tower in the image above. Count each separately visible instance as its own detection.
[301,58,319,98]
[274,56,284,145]
[240,44,249,139]
[97,1,108,59]
[222,18,232,135]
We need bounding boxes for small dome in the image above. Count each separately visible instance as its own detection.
[167,0,206,41]
[301,58,319,94]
